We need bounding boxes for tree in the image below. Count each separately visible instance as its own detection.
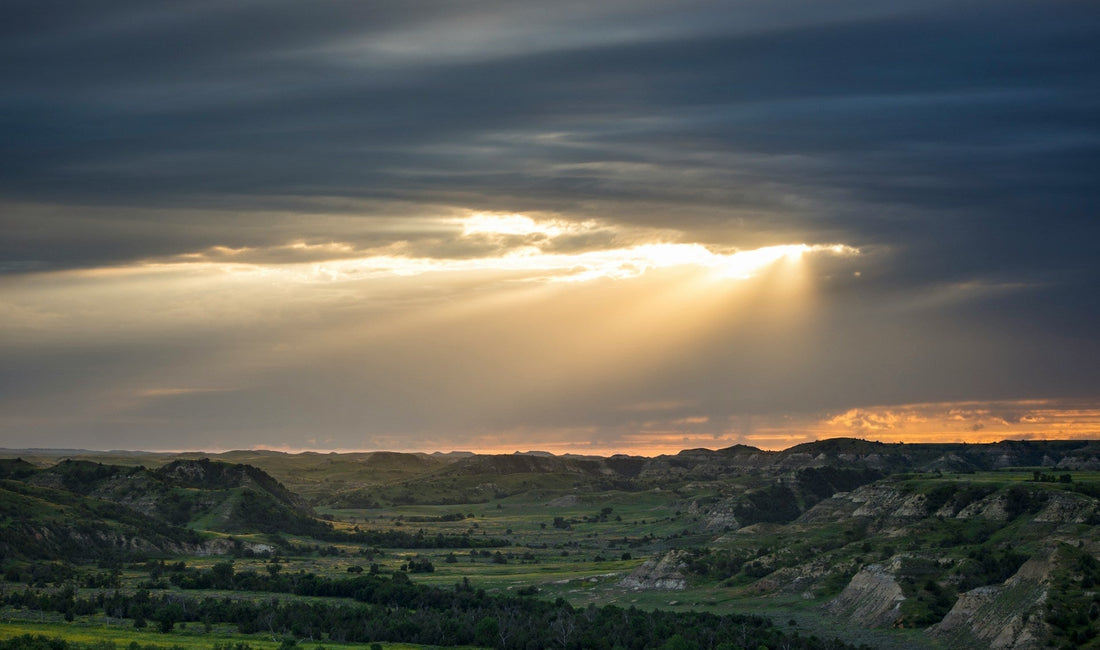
[212,561,235,588]
[550,609,575,648]
[475,616,499,647]
[156,613,174,633]
[659,634,692,650]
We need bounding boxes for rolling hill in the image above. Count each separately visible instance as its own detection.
[0,457,333,559]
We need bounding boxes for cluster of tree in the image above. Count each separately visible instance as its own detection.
[3,561,76,586]
[795,467,884,503]
[581,507,618,523]
[396,512,469,523]
[897,577,955,627]
[229,490,333,537]
[46,461,139,495]
[726,468,885,527]
[734,485,801,525]
[0,635,170,650]
[326,527,508,548]
[0,480,203,562]
[1,572,868,649]
[0,458,38,480]
[275,542,343,557]
[897,547,1025,629]
[893,546,1030,628]
[1003,485,1049,518]
[1032,471,1073,484]
[893,556,957,627]
[1045,544,1100,648]
[684,548,750,581]
[955,545,1029,591]
[402,556,435,573]
[155,490,207,526]
[155,460,306,516]
[0,637,295,650]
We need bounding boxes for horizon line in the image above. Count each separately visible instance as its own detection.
[3,435,1097,460]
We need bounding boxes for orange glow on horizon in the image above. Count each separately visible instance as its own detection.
[137,399,1100,457]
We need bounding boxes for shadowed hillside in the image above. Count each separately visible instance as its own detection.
[4,458,333,559]
[0,479,204,560]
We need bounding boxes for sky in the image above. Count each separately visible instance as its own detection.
[2,0,1099,455]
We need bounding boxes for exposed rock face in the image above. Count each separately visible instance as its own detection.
[825,562,906,627]
[956,493,1012,521]
[1032,491,1099,524]
[703,508,739,531]
[816,483,930,525]
[687,499,740,531]
[17,522,215,559]
[927,553,1053,649]
[1057,455,1100,470]
[759,563,832,596]
[620,551,687,591]
[195,538,274,556]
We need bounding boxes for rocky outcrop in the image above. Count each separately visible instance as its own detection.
[620,551,687,591]
[808,483,931,525]
[195,538,275,556]
[1032,491,1099,524]
[825,562,906,627]
[927,552,1053,649]
[687,499,740,531]
[955,493,1012,521]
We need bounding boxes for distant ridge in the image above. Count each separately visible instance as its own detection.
[716,443,764,455]
[6,438,1100,460]
[785,437,889,455]
[7,439,1100,510]
[0,447,155,456]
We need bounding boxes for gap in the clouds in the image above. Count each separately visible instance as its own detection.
[132,211,859,285]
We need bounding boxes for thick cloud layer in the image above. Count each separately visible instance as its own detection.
[1,1,1098,451]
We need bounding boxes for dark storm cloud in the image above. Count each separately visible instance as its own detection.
[3,1,1097,269]
[1,0,1099,450]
